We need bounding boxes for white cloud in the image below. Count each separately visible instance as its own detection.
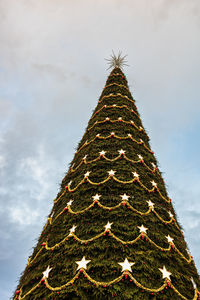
[8,204,39,226]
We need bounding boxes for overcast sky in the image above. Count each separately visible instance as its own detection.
[0,0,200,299]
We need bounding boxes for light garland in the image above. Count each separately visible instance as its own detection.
[87,117,144,133]
[75,132,154,155]
[41,198,183,238]
[14,268,199,300]
[103,82,130,91]
[98,92,136,106]
[70,151,159,175]
[90,104,140,121]
[27,226,192,267]
[64,172,170,204]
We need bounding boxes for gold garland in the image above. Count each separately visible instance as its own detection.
[15,270,199,300]
[65,175,170,204]
[87,117,144,133]
[70,152,159,175]
[103,82,130,91]
[75,133,154,155]
[98,92,135,105]
[90,104,140,121]
[27,228,192,267]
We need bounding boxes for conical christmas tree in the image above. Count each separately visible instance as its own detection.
[14,56,200,300]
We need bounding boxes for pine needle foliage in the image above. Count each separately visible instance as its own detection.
[14,67,200,300]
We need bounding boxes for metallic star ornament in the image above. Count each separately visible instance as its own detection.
[138,225,148,234]
[108,169,116,177]
[118,258,135,272]
[151,180,157,187]
[84,171,91,178]
[69,225,77,234]
[76,256,91,270]
[166,235,174,243]
[105,51,129,70]
[67,200,73,206]
[120,193,130,201]
[42,266,52,278]
[159,266,172,280]
[104,221,113,230]
[138,154,143,160]
[92,194,101,201]
[99,150,106,156]
[118,149,125,155]
[147,200,154,209]
[133,172,139,179]
[191,277,197,289]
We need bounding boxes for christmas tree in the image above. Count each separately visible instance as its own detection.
[14,54,200,299]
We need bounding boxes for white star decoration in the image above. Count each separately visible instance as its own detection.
[118,149,125,155]
[68,180,72,186]
[99,150,106,156]
[67,200,73,206]
[133,172,139,179]
[111,132,115,136]
[83,155,88,160]
[106,117,110,120]
[104,221,113,230]
[159,266,172,280]
[138,154,143,160]
[151,180,157,187]
[113,104,117,107]
[118,258,135,272]
[146,200,154,209]
[42,266,52,278]
[191,277,197,289]
[92,194,101,201]
[166,235,174,243]
[138,225,148,234]
[151,162,156,168]
[76,256,91,270]
[96,133,100,137]
[128,133,132,137]
[84,171,91,178]
[118,117,122,120]
[120,194,130,201]
[168,211,174,218]
[108,170,116,177]
[69,225,77,234]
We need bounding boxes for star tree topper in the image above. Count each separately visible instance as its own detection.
[105,51,128,70]
[118,258,135,272]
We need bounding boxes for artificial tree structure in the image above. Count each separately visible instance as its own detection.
[14,55,200,299]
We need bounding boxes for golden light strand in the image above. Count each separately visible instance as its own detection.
[87,118,144,133]
[75,133,154,155]
[70,152,159,175]
[90,104,140,121]
[98,92,135,105]
[28,230,192,267]
[15,270,199,300]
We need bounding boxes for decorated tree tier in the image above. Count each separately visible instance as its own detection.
[14,56,200,299]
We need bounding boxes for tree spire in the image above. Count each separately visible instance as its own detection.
[105,51,128,69]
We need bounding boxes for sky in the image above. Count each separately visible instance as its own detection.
[0,0,200,299]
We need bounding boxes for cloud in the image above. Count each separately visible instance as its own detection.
[0,1,200,299]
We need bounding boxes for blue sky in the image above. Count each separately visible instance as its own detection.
[0,0,200,299]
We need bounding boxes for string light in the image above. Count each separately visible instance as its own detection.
[14,268,199,300]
